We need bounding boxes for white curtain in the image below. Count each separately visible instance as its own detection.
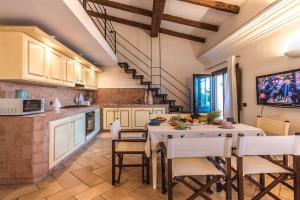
[224,56,238,121]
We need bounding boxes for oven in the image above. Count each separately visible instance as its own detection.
[86,111,95,135]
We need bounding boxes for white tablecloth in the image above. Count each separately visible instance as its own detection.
[146,123,264,189]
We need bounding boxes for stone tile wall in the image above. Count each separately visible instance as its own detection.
[0,81,96,110]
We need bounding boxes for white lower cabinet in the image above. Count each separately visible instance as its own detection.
[131,108,152,129]
[73,114,86,148]
[49,113,86,169]
[103,107,166,130]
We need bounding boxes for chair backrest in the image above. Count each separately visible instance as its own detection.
[256,116,290,136]
[166,135,232,159]
[111,119,121,139]
[236,135,300,157]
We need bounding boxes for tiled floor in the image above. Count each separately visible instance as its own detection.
[0,132,294,200]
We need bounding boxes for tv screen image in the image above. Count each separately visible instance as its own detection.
[256,69,300,106]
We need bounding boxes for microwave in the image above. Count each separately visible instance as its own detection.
[0,98,45,115]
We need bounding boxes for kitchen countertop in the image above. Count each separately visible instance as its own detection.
[101,104,169,108]
[0,105,99,121]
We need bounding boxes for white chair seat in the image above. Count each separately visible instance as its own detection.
[231,156,291,175]
[172,157,223,177]
[121,133,145,139]
[115,142,146,152]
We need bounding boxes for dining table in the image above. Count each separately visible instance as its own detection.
[145,122,265,189]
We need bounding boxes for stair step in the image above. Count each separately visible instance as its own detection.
[141,81,151,86]
[133,75,144,80]
[125,69,136,73]
[118,62,129,69]
[162,99,176,104]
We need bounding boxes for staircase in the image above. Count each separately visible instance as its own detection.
[80,0,191,112]
[118,62,184,112]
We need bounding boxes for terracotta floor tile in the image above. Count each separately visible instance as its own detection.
[55,172,82,189]
[1,132,294,200]
[71,167,104,187]
[75,182,113,200]
[19,181,64,200]
[46,183,89,200]
[1,184,39,200]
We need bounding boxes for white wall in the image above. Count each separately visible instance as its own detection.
[210,18,300,134]
[99,22,205,108]
[202,0,276,53]
[98,64,144,88]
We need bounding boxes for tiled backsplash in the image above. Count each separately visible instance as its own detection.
[96,88,161,105]
[0,81,96,110]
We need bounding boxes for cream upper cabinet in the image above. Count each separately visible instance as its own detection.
[48,50,64,85]
[0,30,100,89]
[23,35,48,82]
[86,68,98,89]
[131,108,152,129]
[64,58,75,87]
[75,63,86,85]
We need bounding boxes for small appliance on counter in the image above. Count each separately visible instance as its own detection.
[0,98,45,115]
[53,98,62,112]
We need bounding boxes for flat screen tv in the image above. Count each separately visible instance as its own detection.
[256,69,300,107]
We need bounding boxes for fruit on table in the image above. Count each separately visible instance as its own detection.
[175,121,187,130]
[192,118,200,123]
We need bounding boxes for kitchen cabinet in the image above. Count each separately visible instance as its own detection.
[0,28,100,90]
[131,108,153,129]
[75,64,86,85]
[49,117,72,169]
[86,68,98,89]
[23,35,48,82]
[48,50,64,85]
[103,107,166,130]
[119,108,132,129]
[49,113,86,169]
[73,114,86,149]
[103,108,119,130]
[64,58,76,87]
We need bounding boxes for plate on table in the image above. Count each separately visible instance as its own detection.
[218,125,235,129]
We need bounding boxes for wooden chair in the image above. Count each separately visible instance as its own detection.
[111,119,150,185]
[234,133,300,200]
[256,116,290,136]
[256,116,291,188]
[160,134,233,200]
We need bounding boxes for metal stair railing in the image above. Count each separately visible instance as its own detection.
[80,0,117,53]
[80,0,191,111]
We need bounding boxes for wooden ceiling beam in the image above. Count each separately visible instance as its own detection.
[87,0,152,17]
[87,10,206,43]
[162,14,218,32]
[87,10,151,29]
[160,28,206,43]
[86,0,218,32]
[179,0,240,14]
[151,0,166,37]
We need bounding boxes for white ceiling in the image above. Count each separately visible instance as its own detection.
[105,0,248,38]
[0,0,117,67]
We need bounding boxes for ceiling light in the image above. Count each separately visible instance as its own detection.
[284,49,300,58]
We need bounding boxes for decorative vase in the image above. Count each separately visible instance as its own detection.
[144,89,148,104]
[148,90,153,105]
